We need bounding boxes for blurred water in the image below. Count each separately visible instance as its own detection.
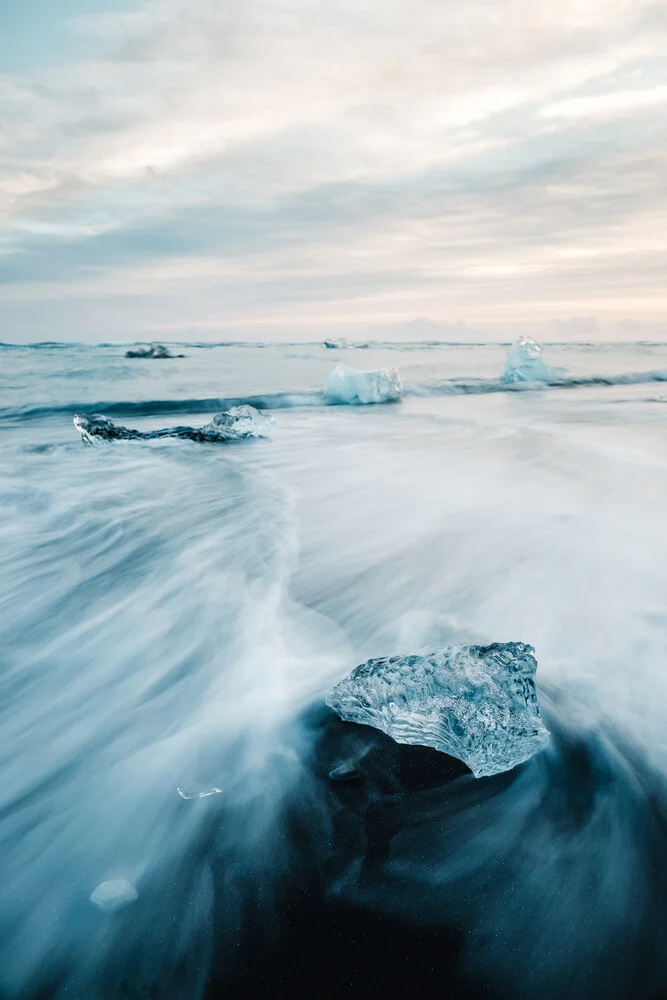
[1,340,667,998]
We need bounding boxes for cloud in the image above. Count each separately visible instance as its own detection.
[0,0,666,340]
[540,85,667,121]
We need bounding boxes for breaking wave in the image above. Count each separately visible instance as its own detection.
[3,356,667,1000]
[2,368,667,423]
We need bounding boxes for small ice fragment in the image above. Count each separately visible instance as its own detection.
[327,642,550,778]
[328,764,361,783]
[90,879,138,912]
[177,786,223,800]
[324,364,403,404]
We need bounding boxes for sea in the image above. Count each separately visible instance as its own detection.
[1,339,667,999]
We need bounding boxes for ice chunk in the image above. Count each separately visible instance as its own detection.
[328,763,361,783]
[327,642,550,778]
[177,786,223,799]
[323,338,348,349]
[90,879,138,911]
[501,337,565,383]
[73,405,273,445]
[204,404,273,439]
[125,343,182,359]
[324,364,403,404]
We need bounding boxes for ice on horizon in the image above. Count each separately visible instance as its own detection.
[502,337,566,383]
[327,642,550,778]
[325,363,403,404]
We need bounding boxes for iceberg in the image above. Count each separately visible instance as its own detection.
[125,343,183,359]
[324,364,403,405]
[73,405,273,445]
[323,338,349,349]
[501,337,565,383]
[90,879,138,912]
[326,642,550,778]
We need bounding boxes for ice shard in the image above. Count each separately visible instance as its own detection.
[177,786,223,799]
[327,642,550,778]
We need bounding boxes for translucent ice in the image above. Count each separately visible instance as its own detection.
[501,337,566,383]
[327,642,550,778]
[74,405,273,445]
[324,364,403,404]
[205,405,274,439]
[176,786,223,799]
[90,879,138,911]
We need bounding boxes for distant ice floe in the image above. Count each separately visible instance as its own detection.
[324,363,403,404]
[74,404,274,445]
[323,338,349,349]
[90,880,138,912]
[124,343,183,359]
[501,337,566,383]
[327,642,550,778]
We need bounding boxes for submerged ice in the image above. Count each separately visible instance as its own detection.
[73,405,274,445]
[176,786,223,800]
[327,642,550,778]
[325,364,403,404]
[502,337,565,383]
[90,880,138,912]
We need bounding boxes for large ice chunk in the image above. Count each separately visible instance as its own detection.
[90,879,138,911]
[502,337,565,383]
[73,405,273,445]
[324,364,403,404]
[327,642,550,778]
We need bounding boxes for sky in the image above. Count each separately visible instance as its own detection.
[0,0,666,343]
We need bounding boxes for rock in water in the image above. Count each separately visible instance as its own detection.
[324,363,403,404]
[125,343,181,359]
[90,879,138,911]
[327,642,550,778]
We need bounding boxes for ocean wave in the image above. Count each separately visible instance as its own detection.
[410,367,667,397]
[285,695,667,1000]
[3,368,667,423]
[0,392,325,422]
[3,376,667,999]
